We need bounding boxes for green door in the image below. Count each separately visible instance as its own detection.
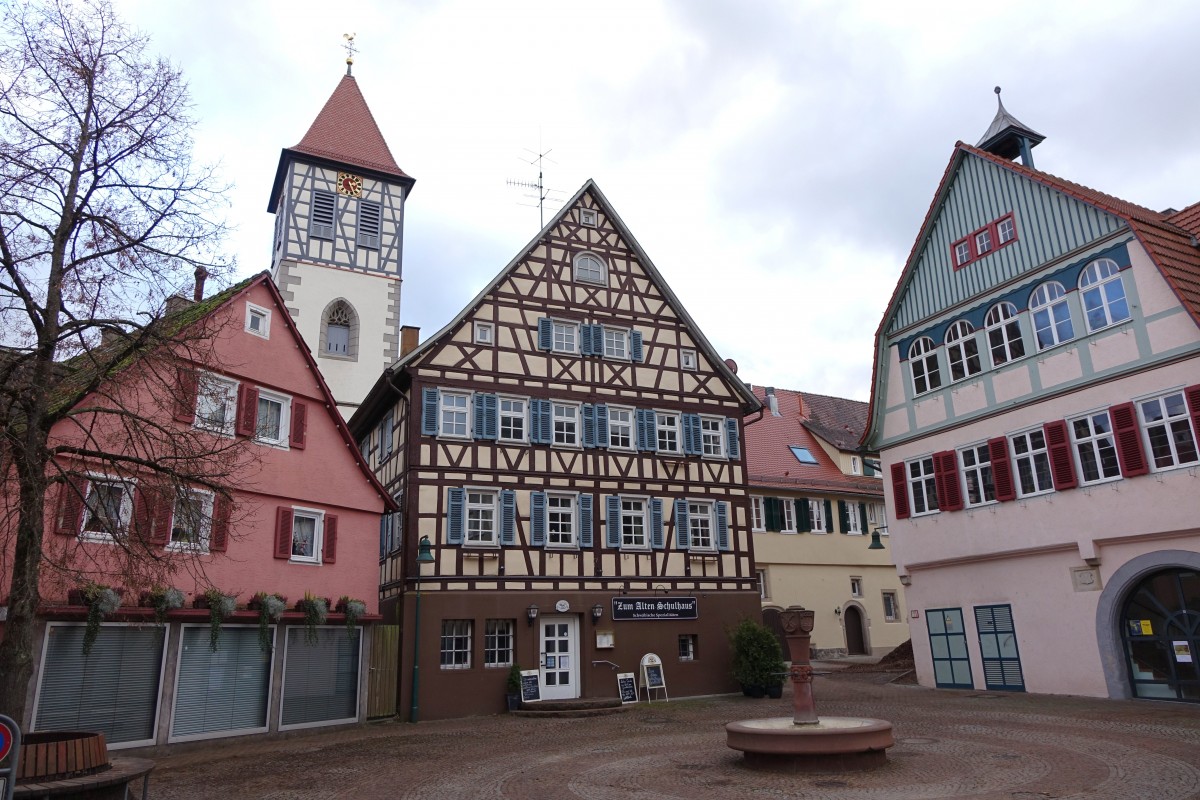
[975,604,1025,691]
[927,607,972,689]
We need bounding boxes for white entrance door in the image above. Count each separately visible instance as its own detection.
[539,616,579,701]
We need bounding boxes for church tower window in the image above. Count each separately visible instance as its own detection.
[320,299,358,361]
[310,191,336,240]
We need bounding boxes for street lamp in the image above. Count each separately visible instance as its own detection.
[409,535,435,723]
[869,526,887,550]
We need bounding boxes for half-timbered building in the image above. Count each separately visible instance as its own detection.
[350,180,762,720]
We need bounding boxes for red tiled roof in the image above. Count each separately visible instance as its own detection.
[291,75,410,179]
[746,387,882,497]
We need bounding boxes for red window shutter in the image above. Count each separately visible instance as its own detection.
[933,450,964,511]
[174,368,198,424]
[55,477,89,536]
[890,463,910,520]
[149,485,172,545]
[323,514,338,564]
[131,484,168,545]
[1043,420,1078,490]
[988,437,1017,502]
[210,495,231,552]
[275,506,293,559]
[290,401,307,449]
[236,384,259,437]
[1186,384,1200,452]
[1108,402,1148,477]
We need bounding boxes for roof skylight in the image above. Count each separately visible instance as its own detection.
[789,446,818,465]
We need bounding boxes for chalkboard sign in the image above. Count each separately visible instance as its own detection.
[638,652,668,702]
[617,672,638,704]
[644,664,664,688]
[519,669,541,703]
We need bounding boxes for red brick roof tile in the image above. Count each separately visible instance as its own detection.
[291,75,410,179]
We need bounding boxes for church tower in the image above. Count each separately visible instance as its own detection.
[268,64,414,417]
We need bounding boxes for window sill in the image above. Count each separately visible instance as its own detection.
[463,549,501,558]
[166,543,209,554]
[687,552,719,560]
[319,352,358,362]
[288,558,322,566]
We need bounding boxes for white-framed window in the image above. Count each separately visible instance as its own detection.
[466,489,498,545]
[850,576,863,597]
[256,390,291,448]
[573,253,606,284]
[984,302,1026,367]
[680,348,697,371]
[780,499,796,533]
[845,503,862,534]
[552,402,579,447]
[953,239,972,267]
[1079,258,1131,332]
[546,492,576,547]
[757,569,768,599]
[997,216,1016,244]
[579,208,597,227]
[945,320,982,382]
[499,397,526,443]
[851,456,861,475]
[678,634,697,662]
[700,416,724,458]
[975,228,993,255]
[80,477,134,540]
[608,406,634,449]
[1010,429,1054,497]
[809,500,827,533]
[656,411,680,453]
[169,489,213,551]
[620,497,648,549]
[1031,281,1075,350]
[484,619,514,667]
[552,320,578,353]
[907,456,939,515]
[867,502,885,526]
[194,372,237,435]
[474,321,495,345]
[959,443,995,506]
[750,496,765,532]
[687,500,715,550]
[439,391,470,438]
[604,327,629,359]
[1138,391,1200,470]
[1071,411,1122,484]
[290,507,324,563]
[909,337,941,395]
[882,591,900,622]
[245,303,271,338]
[440,620,472,670]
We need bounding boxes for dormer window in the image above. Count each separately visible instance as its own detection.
[573,253,606,284]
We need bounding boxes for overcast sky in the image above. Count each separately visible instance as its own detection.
[113,0,1200,401]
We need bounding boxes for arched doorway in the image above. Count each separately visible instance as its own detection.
[844,606,867,655]
[1121,568,1200,701]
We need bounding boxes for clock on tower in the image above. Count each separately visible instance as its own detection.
[337,172,363,197]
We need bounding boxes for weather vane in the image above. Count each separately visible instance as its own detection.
[343,33,357,75]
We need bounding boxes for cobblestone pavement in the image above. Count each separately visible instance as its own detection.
[146,674,1200,800]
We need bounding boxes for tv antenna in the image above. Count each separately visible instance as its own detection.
[507,146,564,229]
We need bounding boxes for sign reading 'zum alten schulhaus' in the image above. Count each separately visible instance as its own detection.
[612,597,698,621]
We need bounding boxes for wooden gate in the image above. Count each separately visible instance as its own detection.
[367,625,400,718]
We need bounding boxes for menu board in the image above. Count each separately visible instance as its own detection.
[520,669,541,703]
[617,673,638,704]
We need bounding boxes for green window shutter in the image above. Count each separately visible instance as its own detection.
[796,497,811,532]
[824,500,833,533]
[858,502,868,532]
[764,497,782,532]
[837,500,849,533]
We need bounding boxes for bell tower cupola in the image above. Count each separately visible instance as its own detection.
[977,87,1044,169]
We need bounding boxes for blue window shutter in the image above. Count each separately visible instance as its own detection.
[606,495,621,548]
[682,414,699,455]
[538,317,552,351]
[716,502,730,551]
[596,404,609,448]
[539,399,552,444]
[582,404,596,448]
[501,490,516,545]
[674,499,689,550]
[530,492,546,546]
[528,400,542,444]
[447,488,464,545]
[421,387,439,436]
[725,418,740,459]
[630,330,644,362]
[473,393,487,439]
[591,325,604,356]
[650,499,664,549]
[379,515,387,558]
[580,324,593,356]
[579,494,594,547]
[484,394,498,440]
[636,409,657,452]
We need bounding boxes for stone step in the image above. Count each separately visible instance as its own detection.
[512,697,629,718]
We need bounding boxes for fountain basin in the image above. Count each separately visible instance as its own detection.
[725,715,894,772]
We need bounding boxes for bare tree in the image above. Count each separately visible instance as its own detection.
[0,0,239,721]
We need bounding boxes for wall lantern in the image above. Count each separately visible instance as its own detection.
[868,526,887,550]
[416,535,435,563]
[591,603,604,624]
[526,604,539,626]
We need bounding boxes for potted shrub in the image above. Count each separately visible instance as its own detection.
[729,618,786,698]
[336,596,367,638]
[76,582,122,656]
[250,592,287,652]
[296,592,328,645]
[506,664,523,711]
[140,586,185,625]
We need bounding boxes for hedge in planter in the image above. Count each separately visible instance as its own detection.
[729,618,787,696]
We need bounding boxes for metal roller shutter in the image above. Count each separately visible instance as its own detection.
[281,627,360,728]
[171,626,271,740]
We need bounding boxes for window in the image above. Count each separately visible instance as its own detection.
[609,406,633,449]
[291,508,323,562]
[552,320,578,353]
[466,490,498,545]
[680,349,697,371]
[984,302,1025,367]
[975,228,993,255]
[1030,281,1074,350]
[959,444,995,506]
[850,577,863,597]
[604,327,628,359]
[750,496,765,532]
[678,635,697,661]
[997,216,1016,244]
[657,412,680,453]
[499,397,526,442]
[845,502,862,533]
[320,299,357,361]
[789,446,818,465]
[170,490,213,550]
[1010,429,1054,497]
[580,209,597,227]
[953,239,972,267]
[907,456,939,515]
[474,321,494,345]
[194,373,237,435]
[326,322,350,356]
[439,391,470,438]
[851,456,861,475]
[809,500,826,533]
[440,620,472,670]
[546,493,576,547]
[1138,392,1199,470]
[867,502,885,526]
[945,321,982,382]
[780,499,796,533]
[484,620,514,667]
[909,337,941,395]
[757,569,768,599]
[882,591,900,622]
[256,391,290,446]
[1079,258,1130,332]
[309,190,335,239]
[245,303,270,338]
[1071,411,1121,484]
[552,402,579,447]
[357,200,381,249]
[574,253,605,284]
[81,479,133,538]
[687,501,715,550]
[700,417,724,457]
[621,498,647,549]
[377,411,394,460]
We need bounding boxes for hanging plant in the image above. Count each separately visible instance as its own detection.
[297,592,328,645]
[141,586,185,625]
[204,589,238,652]
[251,592,288,652]
[80,582,122,656]
[337,596,367,638]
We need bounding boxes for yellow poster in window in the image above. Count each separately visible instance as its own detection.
[1140,620,1154,635]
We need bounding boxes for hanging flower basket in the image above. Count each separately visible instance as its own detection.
[336,596,367,637]
[140,586,185,624]
[199,589,237,651]
[296,593,329,645]
[251,592,288,652]
[74,583,122,656]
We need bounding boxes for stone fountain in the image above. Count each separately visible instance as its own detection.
[725,606,894,772]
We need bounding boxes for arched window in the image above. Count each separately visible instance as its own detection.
[1079,258,1130,332]
[1030,281,1074,350]
[984,302,1025,367]
[573,253,606,285]
[320,299,359,361]
[945,320,981,381]
[908,336,941,395]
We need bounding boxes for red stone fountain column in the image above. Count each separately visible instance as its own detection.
[780,606,819,725]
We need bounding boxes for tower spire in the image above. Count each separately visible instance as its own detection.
[343,33,357,76]
[976,86,1045,169]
